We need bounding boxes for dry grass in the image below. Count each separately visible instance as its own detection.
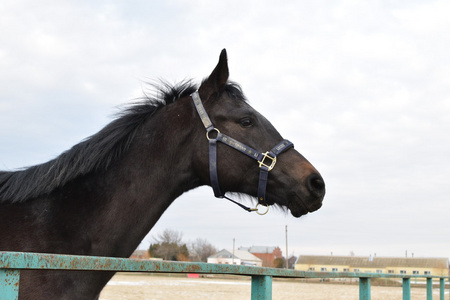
[100,273,441,300]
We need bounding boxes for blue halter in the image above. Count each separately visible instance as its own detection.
[191,91,294,214]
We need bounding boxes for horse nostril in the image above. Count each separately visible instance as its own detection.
[307,173,325,199]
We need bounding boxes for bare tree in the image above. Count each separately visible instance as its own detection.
[189,238,217,262]
[149,229,188,261]
[154,229,183,244]
[288,256,298,269]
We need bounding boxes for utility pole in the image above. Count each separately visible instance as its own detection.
[232,238,235,265]
[285,225,288,269]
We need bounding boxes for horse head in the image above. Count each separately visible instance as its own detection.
[192,50,325,217]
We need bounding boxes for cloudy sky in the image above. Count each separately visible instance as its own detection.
[1,1,449,259]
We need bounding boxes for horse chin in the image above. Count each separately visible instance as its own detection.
[287,199,315,218]
[288,204,309,218]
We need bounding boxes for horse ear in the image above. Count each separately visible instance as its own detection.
[198,49,229,101]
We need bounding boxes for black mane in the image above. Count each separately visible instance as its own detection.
[0,81,200,203]
[0,81,246,204]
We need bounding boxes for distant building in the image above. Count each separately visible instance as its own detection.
[207,249,262,267]
[295,255,449,276]
[239,246,283,267]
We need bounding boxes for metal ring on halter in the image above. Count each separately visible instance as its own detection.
[206,128,220,141]
[255,203,270,215]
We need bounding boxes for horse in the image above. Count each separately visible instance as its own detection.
[0,49,325,299]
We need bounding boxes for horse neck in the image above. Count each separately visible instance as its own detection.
[45,100,200,258]
[92,104,200,257]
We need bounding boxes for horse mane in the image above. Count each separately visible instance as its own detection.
[0,81,246,204]
[0,81,198,204]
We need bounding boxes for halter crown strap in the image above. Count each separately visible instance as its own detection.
[191,91,214,131]
[191,91,294,214]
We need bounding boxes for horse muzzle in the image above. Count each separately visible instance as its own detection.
[287,173,325,217]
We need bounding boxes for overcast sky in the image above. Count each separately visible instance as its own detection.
[1,1,450,259]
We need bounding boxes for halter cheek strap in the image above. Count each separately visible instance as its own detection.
[191,91,293,214]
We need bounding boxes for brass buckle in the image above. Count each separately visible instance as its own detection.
[258,152,277,171]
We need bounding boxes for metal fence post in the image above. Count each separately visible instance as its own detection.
[251,275,272,300]
[402,278,411,300]
[0,269,20,300]
[439,278,445,300]
[427,278,433,300]
[359,277,371,300]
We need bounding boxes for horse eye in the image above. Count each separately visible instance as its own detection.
[239,118,253,128]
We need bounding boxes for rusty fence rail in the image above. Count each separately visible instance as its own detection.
[0,251,449,300]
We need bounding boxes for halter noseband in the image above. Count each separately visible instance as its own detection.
[191,91,294,215]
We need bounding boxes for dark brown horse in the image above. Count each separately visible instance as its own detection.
[0,50,325,299]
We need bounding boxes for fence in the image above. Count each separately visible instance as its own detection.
[0,251,449,300]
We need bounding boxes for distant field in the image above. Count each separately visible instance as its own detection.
[100,273,443,300]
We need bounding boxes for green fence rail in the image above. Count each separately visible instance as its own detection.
[0,251,449,300]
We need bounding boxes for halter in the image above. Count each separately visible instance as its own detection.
[191,91,294,215]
